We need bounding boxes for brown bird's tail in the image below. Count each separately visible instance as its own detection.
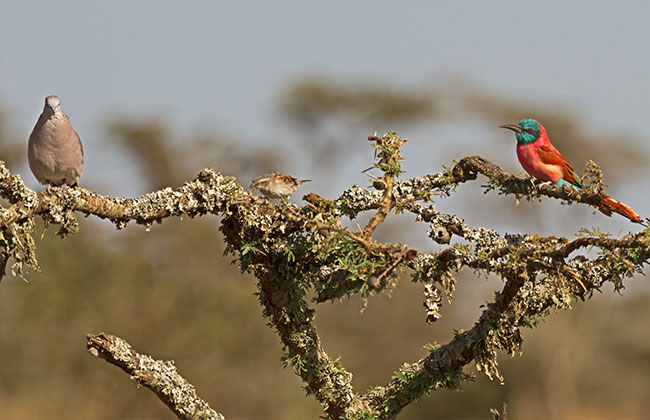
[599,195,642,223]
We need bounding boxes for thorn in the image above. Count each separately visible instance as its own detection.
[565,268,587,293]
[360,296,369,314]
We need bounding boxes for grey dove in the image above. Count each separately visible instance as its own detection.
[28,96,84,187]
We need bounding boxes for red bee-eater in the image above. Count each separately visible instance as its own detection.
[501,119,642,223]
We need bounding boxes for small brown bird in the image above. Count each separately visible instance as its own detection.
[28,96,84,188]
[250,172,311,200]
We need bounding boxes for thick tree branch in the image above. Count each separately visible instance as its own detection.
[86,333,224,420]
[1,155,637,234]
[0,169,242,231]
[361,272,526,419]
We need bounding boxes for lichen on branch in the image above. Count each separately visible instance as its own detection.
[86,333,224,420]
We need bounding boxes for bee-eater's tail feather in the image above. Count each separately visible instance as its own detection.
[600,195,642,223]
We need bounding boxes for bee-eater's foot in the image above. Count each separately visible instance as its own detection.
[528,178,542,193]
[532,179,553,187]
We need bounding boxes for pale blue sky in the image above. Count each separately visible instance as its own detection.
[1,1,649,231]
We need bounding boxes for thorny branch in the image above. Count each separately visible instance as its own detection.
[1,132,648,419]
[361,134,405,239]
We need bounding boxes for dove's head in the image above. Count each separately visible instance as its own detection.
[44,96,61,114]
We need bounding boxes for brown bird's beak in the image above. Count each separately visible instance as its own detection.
[499,124,523,133]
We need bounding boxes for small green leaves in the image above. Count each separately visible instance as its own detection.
[576,226,610,239]
[367,132,407,178]
[240,240,260,256]
[421,342,441,352]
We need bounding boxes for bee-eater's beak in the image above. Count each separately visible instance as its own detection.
[499,124,523,134]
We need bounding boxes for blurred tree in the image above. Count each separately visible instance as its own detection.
[280,77,438,130]
[106,116,286,190]
[278,77,440,177]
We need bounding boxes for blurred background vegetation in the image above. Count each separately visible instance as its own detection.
[1,77,649,419]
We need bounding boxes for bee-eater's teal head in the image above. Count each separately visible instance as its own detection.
[500,118,542,145]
